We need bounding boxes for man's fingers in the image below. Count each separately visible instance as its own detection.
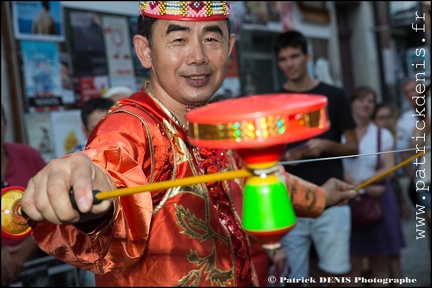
[338,187,357,206]
[21,153,112,225]
[21,177,44,222]
[69,154,96,213]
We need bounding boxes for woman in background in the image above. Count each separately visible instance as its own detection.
[373,103,410,218]
[342,87,406,286]
[373,102,411,280]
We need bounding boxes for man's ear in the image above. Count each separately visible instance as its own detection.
[228,33,236,57]
[133,35,152,69]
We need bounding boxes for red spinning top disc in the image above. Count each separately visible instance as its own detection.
[186,93,329,149]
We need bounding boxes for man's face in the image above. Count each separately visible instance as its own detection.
[146,20,235,107]
[276,46,309,82]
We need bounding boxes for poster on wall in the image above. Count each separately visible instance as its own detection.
[75,76,109,107]
[389,1,422,28]
[59,53,75,104]
[279,2,296,31]
[102,15,134,78]
[67,10,107,77]
[20,40,62,107]
[243,2,270,25]
[229,2,246,37]
[12,1,64,42]
[24,113,54,162]
[267,2,281,23]
[50,109,86,157]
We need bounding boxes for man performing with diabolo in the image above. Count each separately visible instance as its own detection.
[1,2,357,286]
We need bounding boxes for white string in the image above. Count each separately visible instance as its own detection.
[279,146,431,166]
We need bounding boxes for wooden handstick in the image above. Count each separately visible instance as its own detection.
[355,149,430,190]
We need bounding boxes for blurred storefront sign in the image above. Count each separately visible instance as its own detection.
[389,1,422,27]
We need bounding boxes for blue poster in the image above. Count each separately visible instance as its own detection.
[13,1,64,42]
[21,40,62,107]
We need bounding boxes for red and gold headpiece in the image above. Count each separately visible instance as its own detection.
[139,1,230,21]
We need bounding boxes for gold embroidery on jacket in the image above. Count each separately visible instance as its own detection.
[174,203,233,286]
[164,120,236,286]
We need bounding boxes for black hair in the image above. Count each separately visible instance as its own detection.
[136,15,157,44]
[81,98,114,129]
[273,30,308,55]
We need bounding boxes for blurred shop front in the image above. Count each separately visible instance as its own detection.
[227,1,347,97]
[373,1,430,112]
[229,1,430,114]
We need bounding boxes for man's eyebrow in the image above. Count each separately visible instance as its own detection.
[165,24,224,36]
[203,25,223,36]
[166,24,189,34]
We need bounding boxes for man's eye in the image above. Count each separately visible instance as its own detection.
[205,37,218,42]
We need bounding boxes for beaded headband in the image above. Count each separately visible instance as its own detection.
[139,1,230,21]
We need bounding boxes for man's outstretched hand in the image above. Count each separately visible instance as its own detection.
[322,177,357,207]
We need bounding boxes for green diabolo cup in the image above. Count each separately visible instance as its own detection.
[242,174,296,243]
